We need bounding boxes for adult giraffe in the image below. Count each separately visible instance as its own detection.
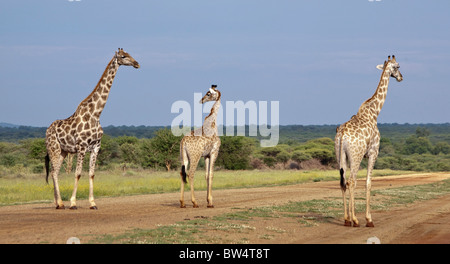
[335,55,403,227]
[45,48,139,209]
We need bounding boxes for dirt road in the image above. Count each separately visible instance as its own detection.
[0,172,449,244]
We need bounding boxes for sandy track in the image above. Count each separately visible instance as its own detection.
[0,172,449,244]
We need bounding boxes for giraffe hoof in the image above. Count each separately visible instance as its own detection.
[180,205,186,208]
[207,205,214,208]
[366,222,375,227]
[90,206,98,210]
[353,222,360,227]
[193,204,199,208]
[344,220,352,227]
[56,205,65,210]
[69,206,78,210]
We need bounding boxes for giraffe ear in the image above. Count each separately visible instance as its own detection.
[376,64,384,70]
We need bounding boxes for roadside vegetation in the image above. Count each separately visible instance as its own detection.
[0,123,449,206]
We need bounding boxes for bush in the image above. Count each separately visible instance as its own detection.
[402,136,432,155]
[291,150,311,163]
[217,136,255,170]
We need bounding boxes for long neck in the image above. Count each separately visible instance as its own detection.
[75,56,119,119]
[356,65,390,122]
[202,97,221,137]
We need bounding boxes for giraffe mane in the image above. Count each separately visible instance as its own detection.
[76,56,115,111]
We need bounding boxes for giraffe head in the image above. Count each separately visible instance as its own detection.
[115,48,140,69]
[376,55,403,82]
[200,85,221,103]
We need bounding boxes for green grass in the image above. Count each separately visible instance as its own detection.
[0,168,418,206]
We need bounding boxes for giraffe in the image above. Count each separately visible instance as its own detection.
[45,48,139,209]
[335,55,403,227]
[179,85,221,208]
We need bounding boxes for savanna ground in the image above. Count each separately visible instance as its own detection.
[0,170,449,244]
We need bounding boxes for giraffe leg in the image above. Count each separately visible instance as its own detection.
[204,157,211,206]
[50,150,67,209]
[206,152,218,208]
[88,145,100,210]
[70,151,85,209]
[341,176,351,226]
[339,159,351,226]
[349,166,360,227]
[342,189,351,227]
[365,153,377,227]
[179,144,189,208]
[180,170,186,208]
[188,155,201,208]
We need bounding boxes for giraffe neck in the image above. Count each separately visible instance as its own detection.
[356,64,391,123]
[202,98,221,137]
[75,56,119,119]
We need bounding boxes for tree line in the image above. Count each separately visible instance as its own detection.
[1,124,450,177]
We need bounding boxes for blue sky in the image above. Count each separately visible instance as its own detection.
[0,0,449,127]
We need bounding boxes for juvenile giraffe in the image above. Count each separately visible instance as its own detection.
[335,55,403,227]
[45,48,139,209]
[179,85,221,208]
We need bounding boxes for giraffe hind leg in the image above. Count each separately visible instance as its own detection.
[188,155,201,208]
[49,150,67,209]
[340,168,351,226]
[70,152,85,210]
[179,148,189,208]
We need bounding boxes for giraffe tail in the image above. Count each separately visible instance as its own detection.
[340,168,346,192]
[45,153,50,184]
[338,137,347,192]
[181,165,187,184]
[180,139,188,184]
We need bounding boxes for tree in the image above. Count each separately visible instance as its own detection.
[415,127,430,138]
[403,135,432,155]
[143,128,182,171]
[97,135,119,166]
[24,138,46,160]
[432,142,450,155]
[120,143,140,164]
[217,136,255,170]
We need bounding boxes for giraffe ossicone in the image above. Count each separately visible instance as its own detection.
[335,55,402,227]
[45,48,139,209]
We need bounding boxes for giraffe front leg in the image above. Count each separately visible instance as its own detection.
[206,152,218,208]
[88,146,100,210]
[204,157,213,208]
[70,152,85,210]
[365,154,377,227]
